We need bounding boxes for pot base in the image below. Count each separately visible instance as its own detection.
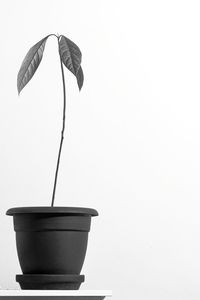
[16,274,85,290]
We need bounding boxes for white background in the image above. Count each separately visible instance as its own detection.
[0,0,200,299]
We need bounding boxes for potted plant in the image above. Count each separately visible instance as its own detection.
[6,34,98,290]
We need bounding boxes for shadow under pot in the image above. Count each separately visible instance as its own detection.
[6,206,98,290]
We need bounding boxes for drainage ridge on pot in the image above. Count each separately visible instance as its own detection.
[6,207,98,289]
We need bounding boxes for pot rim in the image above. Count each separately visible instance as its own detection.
[6,206,98,217]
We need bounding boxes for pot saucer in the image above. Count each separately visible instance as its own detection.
[16,274,85,290]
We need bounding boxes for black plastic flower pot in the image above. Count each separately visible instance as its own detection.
[6,207,98,290]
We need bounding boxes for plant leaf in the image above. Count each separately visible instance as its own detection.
[17,35,49,94]
[76,66,84,90]
[59,35,82,78]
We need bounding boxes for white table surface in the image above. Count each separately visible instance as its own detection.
[0,290,112,297]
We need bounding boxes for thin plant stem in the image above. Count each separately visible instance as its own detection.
[51,36,66,207]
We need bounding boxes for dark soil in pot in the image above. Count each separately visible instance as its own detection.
[6,207,98,290]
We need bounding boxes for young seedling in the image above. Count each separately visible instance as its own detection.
[17,34,84,207]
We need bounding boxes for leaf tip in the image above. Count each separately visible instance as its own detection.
[17,85,21,95]
[76,66,84,91]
